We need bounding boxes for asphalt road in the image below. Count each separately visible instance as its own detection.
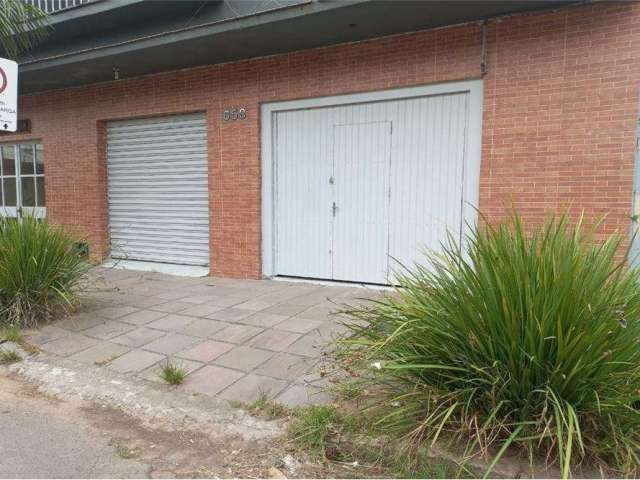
[0,375,150,478]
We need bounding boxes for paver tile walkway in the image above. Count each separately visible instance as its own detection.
[26,267,382,406]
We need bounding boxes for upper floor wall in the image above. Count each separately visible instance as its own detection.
[18,0,576,93]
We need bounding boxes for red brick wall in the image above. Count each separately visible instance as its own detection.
[481,3,640,240]
[3,2,639,278]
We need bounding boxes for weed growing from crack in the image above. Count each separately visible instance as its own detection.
[159,361,186,385]
[1,324,21,342]
[111,441,138,459]
[231,392,290,420]
[0,349,21,364]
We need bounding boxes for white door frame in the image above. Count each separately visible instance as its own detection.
[260,79,484,278]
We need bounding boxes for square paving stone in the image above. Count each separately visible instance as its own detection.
[276,384,331,407]
[107,349,165,374]
[316,322,351,342]
[180,295,213,305]
[93,305,140,320]
[286,293,332,308]
[295,303,336,320]
[210,324,264,344]
[285,333,325,358]
[154,290,191,301]
[56,313,107,332]
[179,318,228,338]
[213,346,274,372]
[262,303,309,317]
[139,358,203,383]
[239,313,288,328]
[180,304,226,318]
[254,353,316,381]
[40,333,99,357]
[27,325,71,344]
[119,309,168,326]
[204,296,245,308]
[112,327,166,348]
[142,333,200,355]
[149,301,192,313]
[300,365,332,388]
[208,308,255,323]
[271,316,325,334]
[175,340,234,363]
[218,374,288,402]
[121,295,167,309]
[68,342,130,366]
[82,321,136,340]
[183,365,244,397]
[146,314,194,331]
[247,329,302,352]
[233,299,275,311]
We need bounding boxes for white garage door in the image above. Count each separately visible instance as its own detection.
[107,113,209,266]
[263,81,482,284]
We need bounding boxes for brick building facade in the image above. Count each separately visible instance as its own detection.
[3,1,639,279]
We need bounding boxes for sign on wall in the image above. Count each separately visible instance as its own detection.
[0,58,18,132]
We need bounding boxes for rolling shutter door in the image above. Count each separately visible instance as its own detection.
[107,113,209,266]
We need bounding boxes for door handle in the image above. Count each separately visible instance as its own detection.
[332,202,338,216]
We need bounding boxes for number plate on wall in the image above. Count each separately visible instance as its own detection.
[223,108,247,121]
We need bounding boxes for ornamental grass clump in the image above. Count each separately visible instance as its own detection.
[0,216,90,327]
[339,213,640,477]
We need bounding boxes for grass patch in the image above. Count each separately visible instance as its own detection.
[394,458,461,479]
[158,361,186,385]
[288,405,340,459]
[1,324,21,342]
[111,440,138,459]
[286,403,462,477]
[338,212,640,478]
[18,341,39,355]
[331,379,366,401]
[0,349,21,364]
[0,216,90,328]
[232,392,290,420]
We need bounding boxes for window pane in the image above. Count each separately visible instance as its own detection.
[3,178,15,206]
[36,177,45,207]
[35,144,44,174]
[2,146,14,176]
[21,177,35,207]
[20,145,34,175]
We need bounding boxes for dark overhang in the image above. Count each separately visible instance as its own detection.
[18,0,580,94]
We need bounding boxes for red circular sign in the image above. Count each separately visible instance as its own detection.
[0,68,8,95]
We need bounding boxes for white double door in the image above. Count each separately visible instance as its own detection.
[273,93,471,285]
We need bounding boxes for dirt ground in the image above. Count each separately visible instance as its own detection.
[0,371,391,478]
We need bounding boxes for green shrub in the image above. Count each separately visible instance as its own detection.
[0,216,89,327]
[339,213,640,477]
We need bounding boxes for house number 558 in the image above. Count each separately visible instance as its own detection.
[223,108,247,121]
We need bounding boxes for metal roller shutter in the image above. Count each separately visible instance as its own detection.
[107,113,209,266]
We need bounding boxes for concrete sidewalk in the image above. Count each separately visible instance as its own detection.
[26,267,380,406]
